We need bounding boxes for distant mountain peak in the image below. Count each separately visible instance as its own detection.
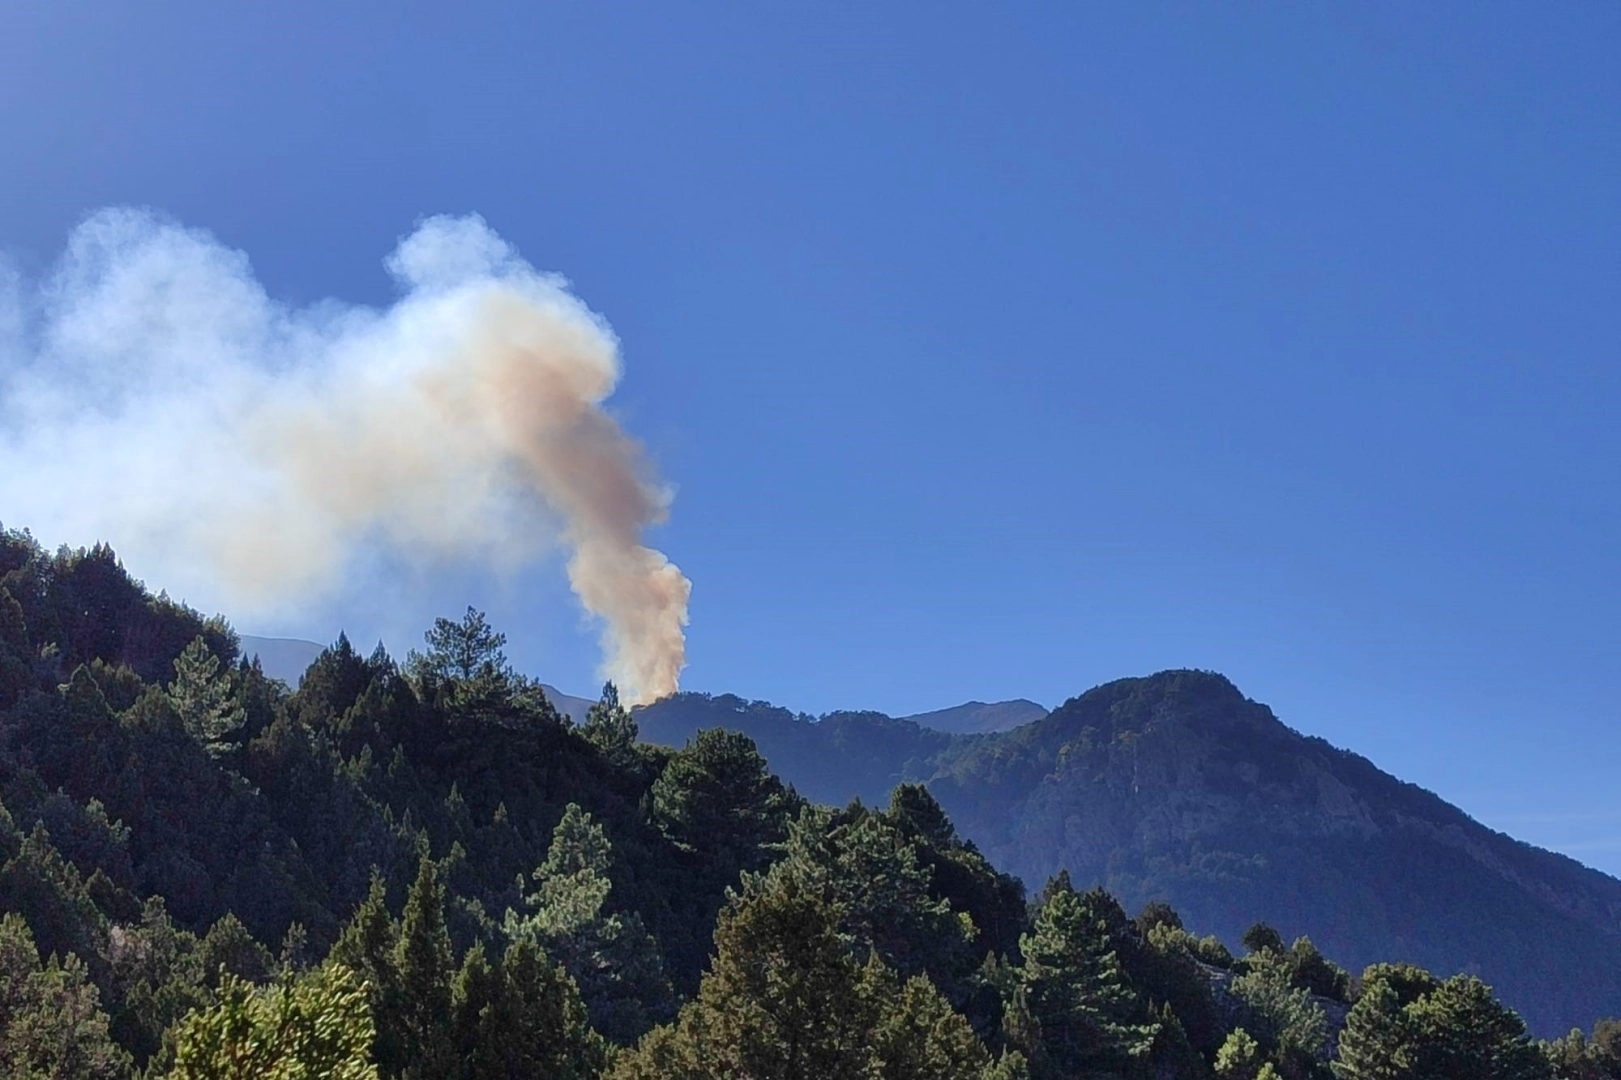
[899,698,1048,734]
[238,635,324,685]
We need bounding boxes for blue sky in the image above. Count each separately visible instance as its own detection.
[3,4,1619,874]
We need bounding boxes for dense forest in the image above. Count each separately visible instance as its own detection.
[1,526,1617,1079]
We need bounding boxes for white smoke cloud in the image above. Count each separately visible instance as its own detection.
[0,209,690,703]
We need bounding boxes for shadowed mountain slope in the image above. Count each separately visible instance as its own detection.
[640,671,1621,1036]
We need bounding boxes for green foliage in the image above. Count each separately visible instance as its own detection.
[0,583,32,709]
[1331,966,1553,1080]
[411,608,508,685]
[1286,936,1351,1001]
[1545,1018,1621,1080]
[1136,899,1183,933]
[105,896,212,1066]
[503,802,673,1043]
[1332,978,1406,1080]
[1003,876,1158,1079]
[611,872,1015,1080]
[611,872,876,1080]
[328,874,404,1071]
[169,637,245,755]
[326,856,606,1079]
[1403,975,1551,1080]
[1243,922,1287,956]
[1217,1028,1265,1080]
[886,783,1028,963]
[1146,1000,1209,1079]
[161,965,376,1080]
[766,803,976,988]
[197,912,275,987]
[1229,949,1328,1077]
[1358,962,1439,1007]
[1139,920,1227,1055]
[449,939,606,1080]
[582,683,638,757]
[0,815,111,986]
[864,957,1027,1080]
[0,911,132,1079]
[392,855,456,1076]
[401,608,562,728]
[652,727,795,896]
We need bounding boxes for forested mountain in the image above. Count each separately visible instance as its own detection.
[930,672,1621,1039]
[637,676,1621,1037]
[1,527,1617,1078]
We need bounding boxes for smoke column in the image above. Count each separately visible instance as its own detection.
[0,210,690,703]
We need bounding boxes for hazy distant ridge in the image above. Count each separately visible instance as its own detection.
[899,698,1047,734]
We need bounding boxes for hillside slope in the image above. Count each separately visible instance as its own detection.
[642,672,1621,1035]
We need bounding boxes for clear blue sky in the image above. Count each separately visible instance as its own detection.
[3,3,1618,873]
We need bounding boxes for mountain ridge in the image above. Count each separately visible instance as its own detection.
[898,697,1048,734]
[636,671,1621,1035]
[239,639,1621,1034]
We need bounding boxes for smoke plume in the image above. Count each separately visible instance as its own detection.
[0,209,690,703]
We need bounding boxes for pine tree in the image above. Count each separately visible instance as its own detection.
[0,912,132,1080]
[1241,923,1286,956]
[652,728,794,883]
[197,912,275,987]
[329,873,403,1071]
[1230,949,1328,1076]
[886,783,957,848]
[162,965,377,1080]
[863,955,1024,1080]
[766,805,974,985]
[1146,1001,1207,1079]
[582,682,638,757]
[1004,882,1158,1079]
[168,636,244,754]
[610,874,877,1080]
[1545,1018,1621,1080]
[414,608,508,683]
[451,939,606,1080]
[1404,975,1552,1080]
[405,608,524,719]
[504,802,673,1043]
[392,855,456,1079]
[1216,1028,1265,1080]
[1333,979,1409,1080]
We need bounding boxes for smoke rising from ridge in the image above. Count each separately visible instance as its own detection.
[0,209,690,703]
